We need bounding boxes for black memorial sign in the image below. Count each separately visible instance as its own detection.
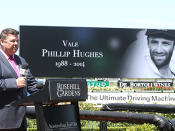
[19,25,139,78]
[20,26,175,78]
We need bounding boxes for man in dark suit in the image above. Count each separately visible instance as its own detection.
[0,28,38,130]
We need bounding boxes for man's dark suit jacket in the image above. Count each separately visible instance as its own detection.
[0,51,38,129]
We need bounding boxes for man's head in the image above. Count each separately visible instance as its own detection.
[146,29,175,69]
[0,28,19,56]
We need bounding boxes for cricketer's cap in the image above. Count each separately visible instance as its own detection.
[145,29,175,40]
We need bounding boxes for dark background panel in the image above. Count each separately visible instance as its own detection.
[19,26,140,78]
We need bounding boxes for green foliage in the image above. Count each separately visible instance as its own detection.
[27,129,37,131]
[160,113,175,119]
[27,118,37,129]
[79,102,100,111]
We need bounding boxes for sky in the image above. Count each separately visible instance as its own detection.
[1,0,175,31]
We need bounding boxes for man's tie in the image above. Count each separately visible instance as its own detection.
[9,56,20,77]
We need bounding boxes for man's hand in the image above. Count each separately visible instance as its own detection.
[16,77,26,88]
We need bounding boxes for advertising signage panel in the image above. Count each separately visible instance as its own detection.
[20,26,175,79]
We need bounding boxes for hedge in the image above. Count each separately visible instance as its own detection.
[27,124,156,131]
